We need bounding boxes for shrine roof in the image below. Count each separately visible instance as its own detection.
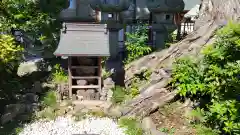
[183,0,201,10]
[54,23,110,57]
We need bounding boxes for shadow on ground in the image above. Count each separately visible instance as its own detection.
[0,58,63,135]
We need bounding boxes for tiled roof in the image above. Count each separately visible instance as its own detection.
[54,23,110,56]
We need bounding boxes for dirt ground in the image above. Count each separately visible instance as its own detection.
[150,101,197,135]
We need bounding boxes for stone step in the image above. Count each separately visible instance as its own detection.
[72,100,112,108]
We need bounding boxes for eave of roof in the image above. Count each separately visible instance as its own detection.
[54,23,110,57]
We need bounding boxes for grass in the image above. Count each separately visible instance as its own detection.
[36,90,60,120]
[73,109,107,121]
[118,117,144,135]
[41,91,58,108]
[193,124,220,135]
[159,127,176,135]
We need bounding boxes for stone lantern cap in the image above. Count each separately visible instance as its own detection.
[147,0,184,13]
[89,0,130,12]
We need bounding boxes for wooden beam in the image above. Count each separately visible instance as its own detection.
[71,66,98,69]
[68,56,73,98]
[72,85,100,89]
[72,76,100,79]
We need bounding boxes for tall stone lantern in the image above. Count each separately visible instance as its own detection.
[147,0,184,49]
[89,0,130,59]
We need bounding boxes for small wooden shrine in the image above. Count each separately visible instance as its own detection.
[54,23,109,100]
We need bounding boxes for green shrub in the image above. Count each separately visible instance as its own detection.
[36,107,57,120]
[194,124,220,135]
[118,117,143,135]
[111,84,142,104]
[102,68,112,80]
[0,35,23,63]
[111,86,128,104]
[111,69,152,104]
[125,24,152,64]
[51,64,68,84]
[41,91,58,108]
[171,22,240,134]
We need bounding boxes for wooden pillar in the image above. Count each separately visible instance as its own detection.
[68,56,72,98]
[98,57,102,92]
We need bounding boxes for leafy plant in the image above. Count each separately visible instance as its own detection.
[41,91,58,108]
[36,107,57,120]
[118,117,144,135]
[125,24,152,64]
[0,35,23,63]
[171,22,240,134]
[51,64,68,84]
[159,127,176,135]
[102,68,112,80]
[165,32,178,48]
[194,124,220,135]
[129,85,140,98]
[111,86,128,104]
[14,127,23,135]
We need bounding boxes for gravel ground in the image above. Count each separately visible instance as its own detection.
[18,116,126,135]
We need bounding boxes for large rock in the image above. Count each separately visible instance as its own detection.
[76,80,88,85]
[30,81,42,93]
[77,90,87,100]
[1,104,26,124]
[23,93,39,103]
[25,103,40,113]
[4,104,26,114]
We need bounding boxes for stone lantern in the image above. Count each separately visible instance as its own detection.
[89,0,130,59]
[147,0,184,49]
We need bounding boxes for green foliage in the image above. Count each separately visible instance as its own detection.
[51,64,68,84]
[118,117,144,135]
[0,35,23,63]
[111,69,152,104]
[159,127,176,135]
[194,124,220,135]
[111,86,128,104]
[41,91,58,108]
[102,68,112,80]
[14,127,23,135]
[1,0,67,52]
[101,56,109,67]
[171,22,240,134]
[111,85,140,104]
[125,24,152,64]
[73,109,107,121]
[134,68,152,81]
[128,84,140,98]
[165,32,178,48]
[36,91,59,120]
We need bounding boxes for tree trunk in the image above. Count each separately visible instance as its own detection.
[109,0,240,118]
